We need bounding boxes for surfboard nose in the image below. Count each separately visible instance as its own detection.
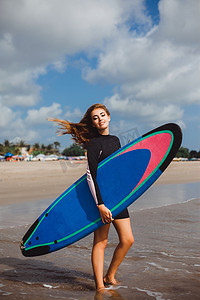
[20,218,51,257]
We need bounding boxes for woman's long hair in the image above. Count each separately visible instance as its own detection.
[49,103,110,147]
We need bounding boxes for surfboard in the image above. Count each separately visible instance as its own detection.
[20,123,182,257]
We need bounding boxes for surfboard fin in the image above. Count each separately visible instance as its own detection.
[19,240,25,250]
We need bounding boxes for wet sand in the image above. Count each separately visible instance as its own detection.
[0,161,200,299]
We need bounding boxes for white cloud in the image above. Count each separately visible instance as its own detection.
[0,0,145,107]
[157,0,200,48]
[26,103,62,125]
[104,93,184,123]
[85,26,200,104]
[65,108,82,121]
[0,0,150,144]
[0,68,42,107]
[85,33,200,106]
[0,103,16,127]
[84,0,200,126]
[0,0,199,147]
[0,103,62,143]
[0,109,39,143]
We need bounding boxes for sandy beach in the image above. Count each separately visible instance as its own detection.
[0,161,200,299]
[0,160,199,206]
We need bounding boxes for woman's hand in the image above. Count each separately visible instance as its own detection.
[97,204,114,224]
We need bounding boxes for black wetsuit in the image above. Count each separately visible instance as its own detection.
[87,134,129,219]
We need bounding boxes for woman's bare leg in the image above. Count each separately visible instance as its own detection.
[104,218,134,284]
[92,224,110,290]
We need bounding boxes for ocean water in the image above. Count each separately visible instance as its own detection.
[0,182,200,299]
[0,182,199,229]
[131,181,200,211]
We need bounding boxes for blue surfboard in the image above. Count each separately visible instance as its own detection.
[20,123,182,257]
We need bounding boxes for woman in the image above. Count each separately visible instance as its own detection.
[51,104,134,291]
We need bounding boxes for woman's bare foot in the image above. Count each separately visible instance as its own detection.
[103,275,120,286]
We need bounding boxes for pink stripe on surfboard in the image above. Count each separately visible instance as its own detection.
[118,132,172,191]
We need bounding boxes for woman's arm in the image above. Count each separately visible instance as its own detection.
[87,141,113,223]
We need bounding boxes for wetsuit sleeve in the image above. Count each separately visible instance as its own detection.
[87,141,104,206]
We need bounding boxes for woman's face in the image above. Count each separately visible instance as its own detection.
[90,108,110,135]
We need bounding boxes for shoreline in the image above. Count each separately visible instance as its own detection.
[0,161,199,207]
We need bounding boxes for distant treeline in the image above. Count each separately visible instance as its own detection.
[0,140,60,156]
[62,145,200,158]
[0,139,199,158]
[62,144,85,156]
[176,147,200,158]
[0,140,85,157]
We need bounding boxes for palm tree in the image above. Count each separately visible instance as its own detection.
[18,140,27,147]
[41,144,46,152]
[47,144,53,152]
[33,143,40,151]
[54,141,60,149]
[4,139,11,147]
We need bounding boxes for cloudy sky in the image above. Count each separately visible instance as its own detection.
[0,0,199,150]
